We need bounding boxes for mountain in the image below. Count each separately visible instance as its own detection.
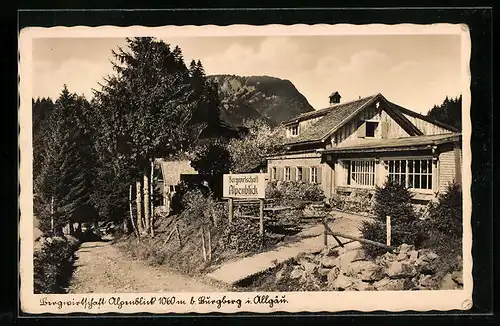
[209,75,315,126]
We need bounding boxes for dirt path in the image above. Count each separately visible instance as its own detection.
[68,241,225,293]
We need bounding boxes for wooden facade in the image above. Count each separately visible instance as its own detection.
[267,93,462,202]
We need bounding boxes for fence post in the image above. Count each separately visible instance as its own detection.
[323,216,328,247]
[386,215,391,247]
[259,198,264,238]
[228,171,234,223]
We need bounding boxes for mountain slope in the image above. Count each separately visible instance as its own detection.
[209,75,314,126]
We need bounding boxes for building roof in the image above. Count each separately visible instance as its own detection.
[322,132,461,154]
[283,93,457,146]
[284,94,378,144]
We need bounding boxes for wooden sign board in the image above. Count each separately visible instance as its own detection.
[222,173,267,199]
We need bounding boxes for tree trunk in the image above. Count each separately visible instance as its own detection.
[136,180,144,234]
[50,196,55,234]
[150,161,155,237]
[129,184,140,240]
[143,169,150,234]
[77,222,82,233]
[68,218,74,235]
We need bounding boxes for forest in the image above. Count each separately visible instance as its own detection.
[32,37,285,238]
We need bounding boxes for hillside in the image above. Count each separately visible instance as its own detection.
[209,75,315,126]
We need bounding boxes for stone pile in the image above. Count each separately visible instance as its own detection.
[274,243,463,291]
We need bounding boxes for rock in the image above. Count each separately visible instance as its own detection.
[326,266,341,284]
[290,266,304,279]
[318,267,331,277]
[408,250,419,262]
[398,244,415,254]
[451,271,463,285]
[415,257,436,275]
[386,261,417,279]
[320,246,339,257]
[396,252,408,261]
[375,251,397,266]
[345,261,384,281]
[320,256,337,268]
[417,274,438,289]
[440,273,459,290]
[299,259,317,273]
[374,278,405,291]
[333,249,365,271]
[352,281,377,291]
[419,249,439,262]
[275,267,286,282]
[329,273,356,290]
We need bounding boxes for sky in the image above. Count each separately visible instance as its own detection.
[32,34,463,114]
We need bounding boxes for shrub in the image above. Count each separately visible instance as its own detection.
[265,180,325,204]
[33,236,80,294]
[419,182,463,278]
[329,192,374,215]
[216,218,280,254]
[360,180,424,258]
[425,182,462,237]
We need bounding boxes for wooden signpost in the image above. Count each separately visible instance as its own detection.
[222,172,267,237]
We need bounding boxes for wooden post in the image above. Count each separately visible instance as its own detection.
[162,224,177,246]
[176,224,182,247]
[228,171,233,223]
[323,216,328,247]
[259,198,264,238]
[386,215,391,247]
[228,198,234,223]
[201,227,207,262]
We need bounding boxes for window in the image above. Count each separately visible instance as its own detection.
[296,167,303,181]
[271,167,277,180]
[346,160,376,187]
[366,121,377,137]
[387,158,433,190]
[289,124,299,136]
[310,167,318,183]
[284,167,291,181]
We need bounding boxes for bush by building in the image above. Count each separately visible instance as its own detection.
[329,192,374,216]
[266,180,325,204]
[419,182,463,279]
[359,180,425,258]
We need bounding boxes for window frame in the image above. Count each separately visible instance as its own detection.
[296,166,303,181]
[289,124,300,137]
[384,157,434,192]
[343,159,376,188]
[365,121,378,137]
[284,166,291,181]
[271,167,277,180]
[310,166,318,183]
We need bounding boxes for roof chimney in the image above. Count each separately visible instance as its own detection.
[329,91,341,105]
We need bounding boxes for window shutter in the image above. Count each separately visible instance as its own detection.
[317,166,322,184]
[304,167,310,182]
[381,120,389,139]
[357,121,366,138]
[277,167,284,181]
[290,167,296,181]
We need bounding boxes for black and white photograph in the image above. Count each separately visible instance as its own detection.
[19,23,472,313]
